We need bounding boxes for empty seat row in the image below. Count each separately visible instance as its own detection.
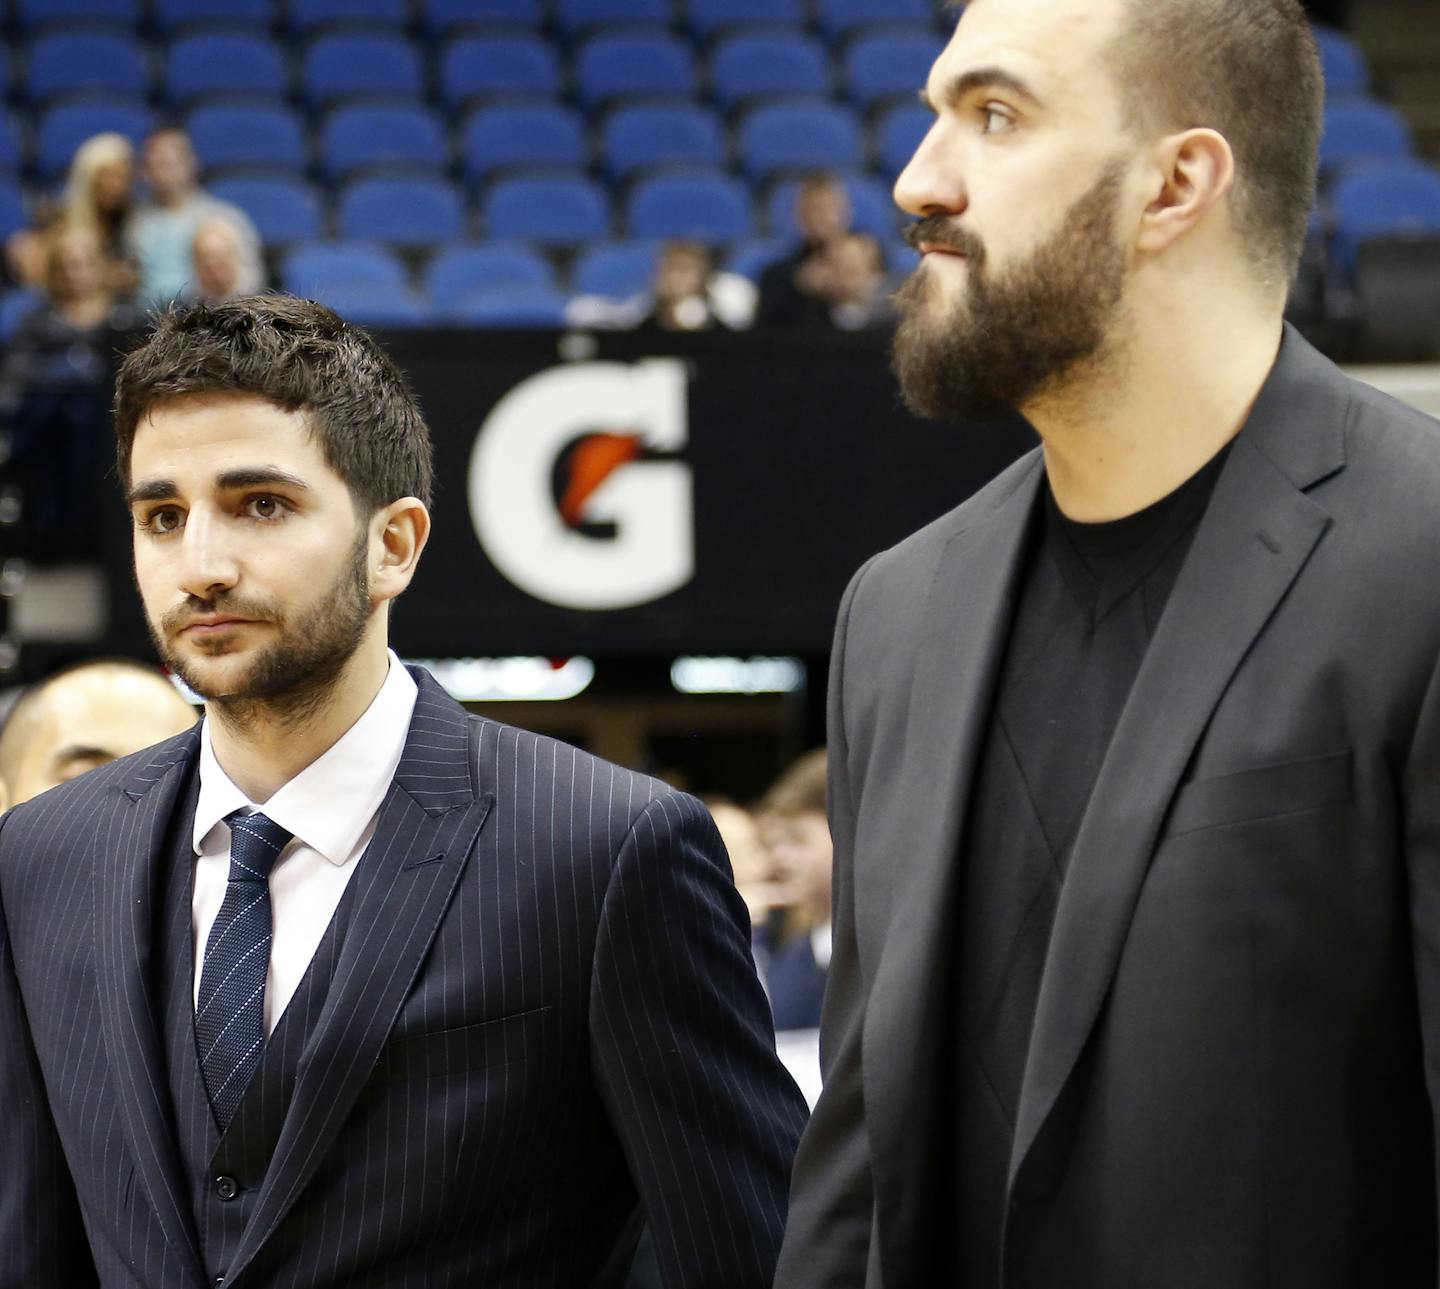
[11,97,919,182]
[8,0,943,41]
[11,28,944,114]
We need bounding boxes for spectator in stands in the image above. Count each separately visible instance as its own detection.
[825,233,896,332]
[4,196,59,293]
[191,215,247,306]
[641,241,755,332]
[0,226,137,558]
[125,127,262,309]
[0,658,196,807]
[57,132,137,299]
[756,172,854,329]
[760,749,833,1032]
[707,795,791,944]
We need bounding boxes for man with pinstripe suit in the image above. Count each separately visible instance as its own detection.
[0,296,808,1289]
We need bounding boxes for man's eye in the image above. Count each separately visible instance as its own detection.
[982,107,1013,134]
[247,496,286,519]
[146,507,183,532]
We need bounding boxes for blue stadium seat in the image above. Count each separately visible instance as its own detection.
[208,174,323,242]
[815,0,936,41]
[575,32,698,108]
[738,103,864,182]
[1320,101,1413,173]
[0,181,26,240]
[17,0,140,27]
[312,284,433,326]
[189,103,306,170]
[626,172,753,241]
[319,104,448,178]
[1332,161,1440,275]
[556,0,673,34]
[167,33,289,105]
[37,100,154,177]
[1314,26,1369,98]
[27,31,151,102]
[421,0,545,34]
[440,35,563,108]
[153,0,276,30]
[303,32,424,105]
[685,0,804,39]
[289,0,409,30]
[767,172,897,239]
[0,115,23,173]
[725,236,789,281]
[282,239,409,294]
[483,175,611,246]
[709,32,832,110]
[845,30,943,108]
[601,104,726,180]
[874,101,930,178]
[339,175,468,243]
[573,240,660,298]
[461,104,588,181]
[0,289,43,343]
[453,285,569,327]
[425,242,556,316]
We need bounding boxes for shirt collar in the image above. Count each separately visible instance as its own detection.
[193,651,419,865]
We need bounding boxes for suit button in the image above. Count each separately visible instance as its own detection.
[214,1175,239,1201]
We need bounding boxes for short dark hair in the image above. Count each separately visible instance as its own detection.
[114,294,434,513]
[1109,0,1323,286]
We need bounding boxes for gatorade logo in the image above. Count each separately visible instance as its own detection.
[468,360,694,610]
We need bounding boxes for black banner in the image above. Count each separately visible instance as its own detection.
[107,329,1035,658]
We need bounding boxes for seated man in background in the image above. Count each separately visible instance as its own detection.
[761,749,833,1033]
[125,128,262,309]
[825,233,896,333]
[190,216,247,306]
[0,657,197,808]
[756,173,853,329]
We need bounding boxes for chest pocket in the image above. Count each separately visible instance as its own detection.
[1163,749,1352,840]
[379,1004,554,1080]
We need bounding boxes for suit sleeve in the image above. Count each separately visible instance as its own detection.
[773,557,879,1289]
[590,789,809,1289]
[0,815,99,1289]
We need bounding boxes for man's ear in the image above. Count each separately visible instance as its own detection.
[369,498,431,606]
[1136,127,1236,257]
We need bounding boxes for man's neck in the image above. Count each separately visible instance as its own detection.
[1030,304,1285,523]
[156,187,193,212]
[205,638,391,803]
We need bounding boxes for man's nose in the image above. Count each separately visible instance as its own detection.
[175,509,240,601]
[893,119,968,221]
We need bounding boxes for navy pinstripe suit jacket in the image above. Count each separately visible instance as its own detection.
[0,667,808,1288]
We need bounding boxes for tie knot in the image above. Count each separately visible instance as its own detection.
[224,811,293,882]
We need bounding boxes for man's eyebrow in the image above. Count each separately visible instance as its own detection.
[126,468,313,506]
[920,66,1046,112]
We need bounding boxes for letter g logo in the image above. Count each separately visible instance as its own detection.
[468,360,694,610]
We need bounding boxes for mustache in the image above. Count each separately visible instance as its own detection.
[903,217,986,261]
[161,594,277,635]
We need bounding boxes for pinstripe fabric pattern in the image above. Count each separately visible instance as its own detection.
[0,667,808,1288]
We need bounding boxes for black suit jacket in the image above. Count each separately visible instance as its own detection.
[775,327,1440,1288]
[0,668,808,1288]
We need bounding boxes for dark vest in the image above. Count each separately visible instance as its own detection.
[153,765,355,1283]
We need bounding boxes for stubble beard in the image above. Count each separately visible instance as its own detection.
[148,528,374,735]
[891,159,1132,424]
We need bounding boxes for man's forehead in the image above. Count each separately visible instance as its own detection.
[940,0,1124,96]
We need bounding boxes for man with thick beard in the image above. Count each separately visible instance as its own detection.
[0,295,807,1289]
[775,0,1440,1286]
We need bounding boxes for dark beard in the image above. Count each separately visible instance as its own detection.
[150,528,373,733]
[891,159,1130,423]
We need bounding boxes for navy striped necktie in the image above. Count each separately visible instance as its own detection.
[195,811,292,1130]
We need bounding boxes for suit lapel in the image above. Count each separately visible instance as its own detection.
[224,673,493,1284]
[1010,328,1348,1193]
[95,727,209,1289]
[864,454,1042,1248]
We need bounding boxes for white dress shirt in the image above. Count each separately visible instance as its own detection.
[192,651,419,1034]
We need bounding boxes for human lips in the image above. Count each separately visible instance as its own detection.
[181,615,257,635]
